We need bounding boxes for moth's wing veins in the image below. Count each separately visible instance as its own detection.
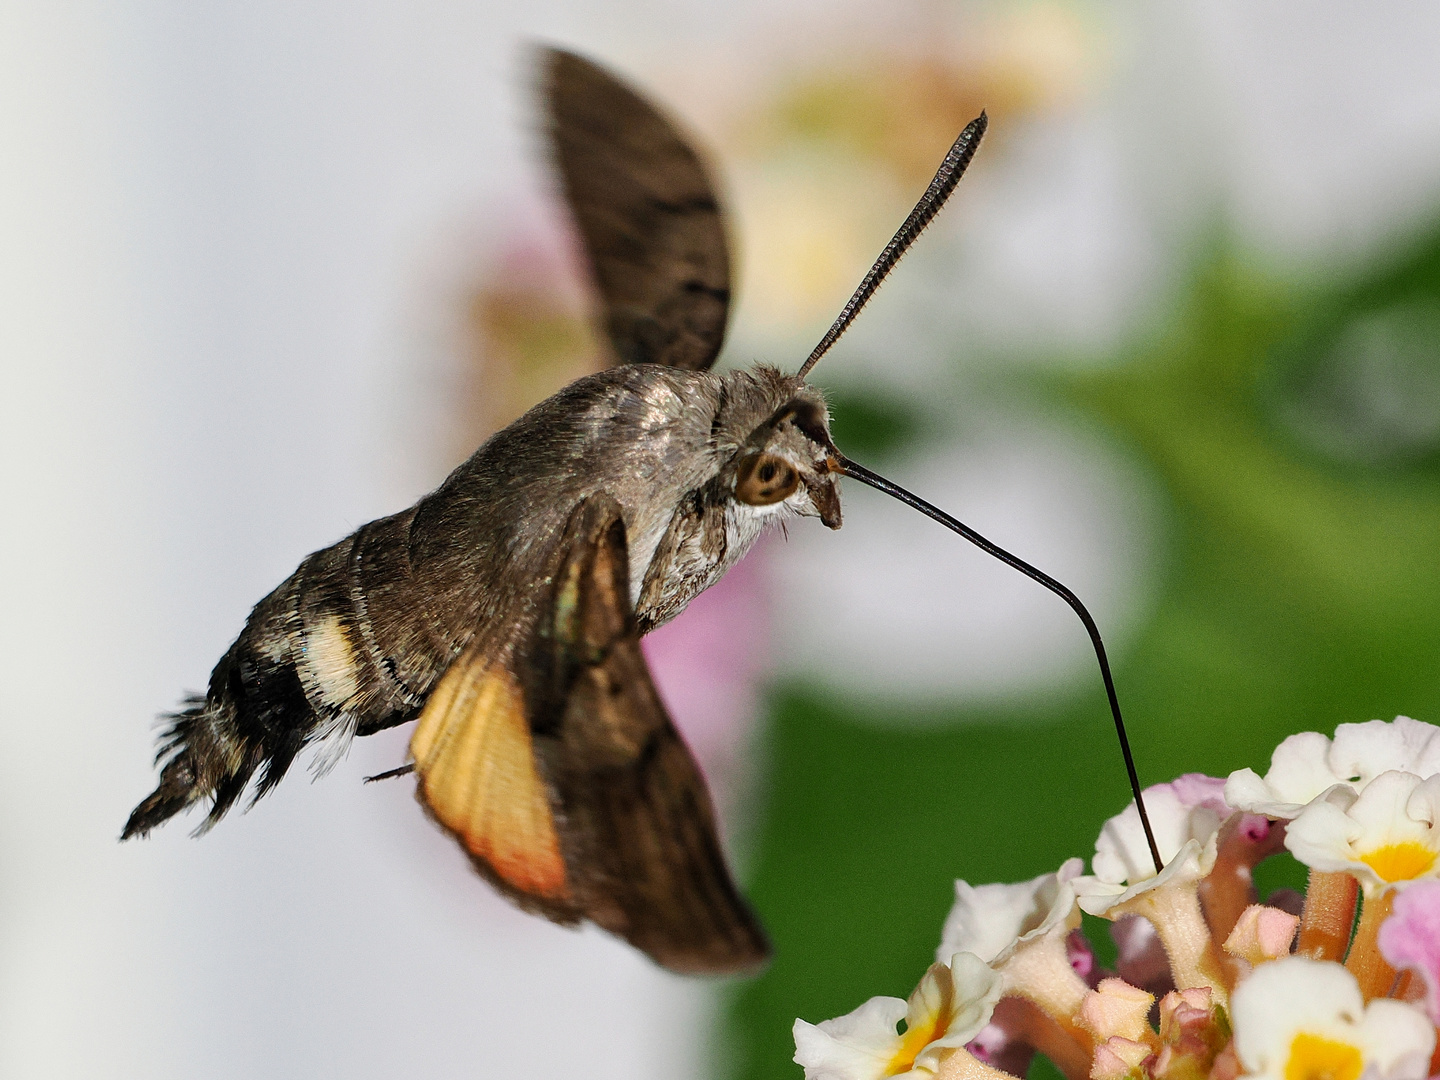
[531,496,771,975]
[542,47,732,372]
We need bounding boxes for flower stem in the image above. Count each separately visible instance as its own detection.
[1126,884,1230,1007]
[994,995,1093,1080]
[997,940,1092,1032]
[1199,815,1286,945]
[1345,890,1398,1000]
[1295,870,1358,961]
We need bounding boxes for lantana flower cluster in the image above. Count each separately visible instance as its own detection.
[794,716,1440,1080]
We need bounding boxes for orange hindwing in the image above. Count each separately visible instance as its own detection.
[410,657,568,902]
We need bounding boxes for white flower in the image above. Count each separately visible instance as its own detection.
[1330,716,1440,786]
[1226,731,1342,819]
[936,859,1083,966]
[1074,839,1213,917]
[934,860,1090,1026]
[1073,776,1229,915]
[1231,956,1434,1080]
[794,953,1003,1080]
[1071,777,1236,1002]
[1226,716,1440,820]
[1285,770,1440,893]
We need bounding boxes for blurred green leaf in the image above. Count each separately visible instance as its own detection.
[824,385,924,462]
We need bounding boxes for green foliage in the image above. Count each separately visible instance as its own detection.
[725,226,1440,1080]
[823,385,925,463]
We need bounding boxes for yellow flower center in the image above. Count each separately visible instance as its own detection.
[1359,841,1436,883]
[1284,1032,1363,1080]
[885,1013,946,1076]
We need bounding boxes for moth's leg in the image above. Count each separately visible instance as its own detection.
[363,763,415,783]
[632,489,729,634]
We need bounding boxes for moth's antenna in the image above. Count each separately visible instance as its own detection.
[797,112,988,380]
[832,454,1164,875]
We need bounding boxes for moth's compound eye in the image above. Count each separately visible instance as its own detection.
[735,453,800,506]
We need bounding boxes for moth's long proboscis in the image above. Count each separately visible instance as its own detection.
[834,455,1164,875]
[797,112,988,380]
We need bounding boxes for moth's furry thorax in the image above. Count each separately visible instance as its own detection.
[536,362,840,632]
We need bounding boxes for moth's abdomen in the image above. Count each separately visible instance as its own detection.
[289,514,435,734]
[123,510,453,838]
[121,574,314,838]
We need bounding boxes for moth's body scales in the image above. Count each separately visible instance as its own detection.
[135,361,827,833]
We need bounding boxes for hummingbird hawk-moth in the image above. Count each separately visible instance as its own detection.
[128,47,1129,975]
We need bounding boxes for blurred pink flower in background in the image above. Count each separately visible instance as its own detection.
[1379,879,1440,1024]
[642,539,775,842]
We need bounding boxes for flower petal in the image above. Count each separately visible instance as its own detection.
[794,956,1003,1080]
[1377,878,1440,1024]
[1228,719,1440,822]
[1075,838,1214,916]
[1231,957,1364,1075]
[1231,955,1434,1080]
[794,997,909,1080]
[1090,780,1226,890]
[1330,716,1440,787]
[1353,999,1437,1079]
[918,953,1005,1067]
[936,860,1083,966]
[1225,731,1342,819]
[1286,772,1440,892]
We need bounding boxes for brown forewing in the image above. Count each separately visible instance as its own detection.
[542,48,732,372]
[525,496,770,974]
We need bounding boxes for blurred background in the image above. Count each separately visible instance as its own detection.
[5,2,1440,1078]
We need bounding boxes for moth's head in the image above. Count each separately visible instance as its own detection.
[720,371,842,530]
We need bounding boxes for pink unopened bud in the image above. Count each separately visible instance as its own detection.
[1078,978,1155,1044]
[1223,904,1298,966]
[1148,987,1230,1080]
[1090,1036,1153,1080]
[1158,987,1210,1031]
